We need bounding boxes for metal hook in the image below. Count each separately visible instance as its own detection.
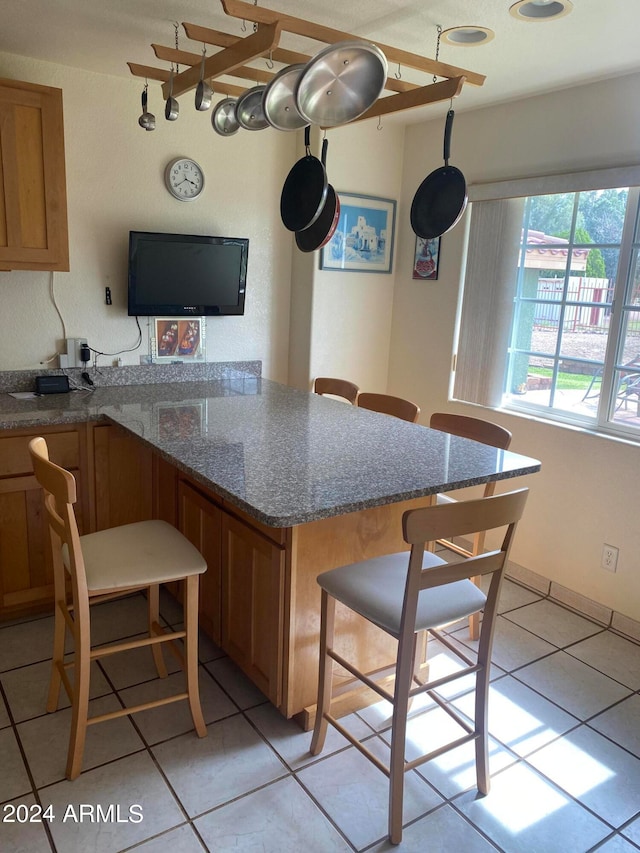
[394,62,402,80]
[265,50,274,70]
[377,115,383,131]
[241,18,247,32]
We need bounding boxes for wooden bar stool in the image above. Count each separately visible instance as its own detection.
[429,412,513,639]
[310,488,528,844]
[28,436,208,780]
[314,377,360,404]
[357,392,420,423]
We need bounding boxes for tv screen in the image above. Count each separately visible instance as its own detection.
[128,231,249,316]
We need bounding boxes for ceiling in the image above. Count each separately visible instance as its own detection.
[2,0,640,121]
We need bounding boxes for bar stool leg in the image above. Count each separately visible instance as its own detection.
[310,591,336,755]
[184,574,206,738]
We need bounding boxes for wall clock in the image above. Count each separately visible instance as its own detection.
[164,157,204,201]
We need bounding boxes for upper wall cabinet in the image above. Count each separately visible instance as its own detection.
[0,78,69,271]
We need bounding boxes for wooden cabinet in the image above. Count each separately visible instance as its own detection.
[178,480,222,645]
[0,78,69,271]
[221,510,285,706]
[0,425,87,618]
[91,423,153,531]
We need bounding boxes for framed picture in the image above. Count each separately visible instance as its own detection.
[320,193,396,274]
[151,318,205,362]
[412,236,441,280]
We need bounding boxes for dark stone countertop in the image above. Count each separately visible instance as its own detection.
[0,377,541,527]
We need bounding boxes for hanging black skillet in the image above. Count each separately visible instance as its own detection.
[280,125,328,232]
[410,109,468,240]
[295,186,340,253]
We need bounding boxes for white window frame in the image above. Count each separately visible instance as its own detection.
[454,164,640,442]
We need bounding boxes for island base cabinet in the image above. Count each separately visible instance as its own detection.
[177,480,222,646]
[221,512,285,707]
[91,424,153,530]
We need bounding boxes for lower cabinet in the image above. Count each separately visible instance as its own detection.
[177,480,222,645]
[176,477,285,707]
[0,422,286,710]
[221,511,285,706]
[0,425,87,618]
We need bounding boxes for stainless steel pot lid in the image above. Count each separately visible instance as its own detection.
[262,64,307,131]
[212,98,240,136]
[236,85,269,131]
[295,41,388,127]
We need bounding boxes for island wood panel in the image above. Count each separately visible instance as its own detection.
[152,453,178,527]
[91,424,153,531]
[178,479,222,645]
[286,496,433,724]
[221,511,286,706]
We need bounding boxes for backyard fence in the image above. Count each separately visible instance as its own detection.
[533,277,612,333]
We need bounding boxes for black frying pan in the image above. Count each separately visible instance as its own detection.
[410,109,467,240]
[280,126,328,232]
[295,187,340,253]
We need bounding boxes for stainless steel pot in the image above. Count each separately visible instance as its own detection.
[262,64,307,131]
[236,85,269,130]
[195,51,213,111]
[164,69,179,121]
[212,97,240,136]
[295,41,388,127]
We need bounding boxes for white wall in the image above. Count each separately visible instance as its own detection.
[287,121,405,393]
[0,53,296,381]
[389,71,640,621]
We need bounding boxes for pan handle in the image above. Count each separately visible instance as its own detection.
[321,136,328,167]
[304,124,311,156]
[443,109,454,166]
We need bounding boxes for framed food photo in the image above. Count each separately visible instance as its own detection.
[320,193,396,274]
[412,236,441,280]
[152,318,205,362]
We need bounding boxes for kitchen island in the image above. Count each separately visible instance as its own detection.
[0,375,540,723]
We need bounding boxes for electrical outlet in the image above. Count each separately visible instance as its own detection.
[59,338,88,368]
[601,544,619,573]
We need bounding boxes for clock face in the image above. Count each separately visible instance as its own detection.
[165,158,204,201]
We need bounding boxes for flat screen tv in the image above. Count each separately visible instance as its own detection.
[128,231,249,316]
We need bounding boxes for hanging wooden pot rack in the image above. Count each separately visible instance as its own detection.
[127,0,485,126]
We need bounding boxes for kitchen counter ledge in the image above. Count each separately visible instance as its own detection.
[0,378,541,527]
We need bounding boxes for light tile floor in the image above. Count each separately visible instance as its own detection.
[1,580,639,852]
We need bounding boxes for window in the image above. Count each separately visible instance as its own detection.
[454,171,640,441]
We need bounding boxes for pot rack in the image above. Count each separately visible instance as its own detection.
[127,0,486,126]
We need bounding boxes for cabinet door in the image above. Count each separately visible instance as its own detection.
[0,470,85,617]
[221,511,285,706]
[92,424,153,530]
[0,78,69,271]
[178,480,222,645]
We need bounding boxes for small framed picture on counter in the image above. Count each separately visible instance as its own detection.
[412,236,441,280]
[151,318,205,362]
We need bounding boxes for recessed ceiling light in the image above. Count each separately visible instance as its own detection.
[440,26,495,47]
[509,0,573,21]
